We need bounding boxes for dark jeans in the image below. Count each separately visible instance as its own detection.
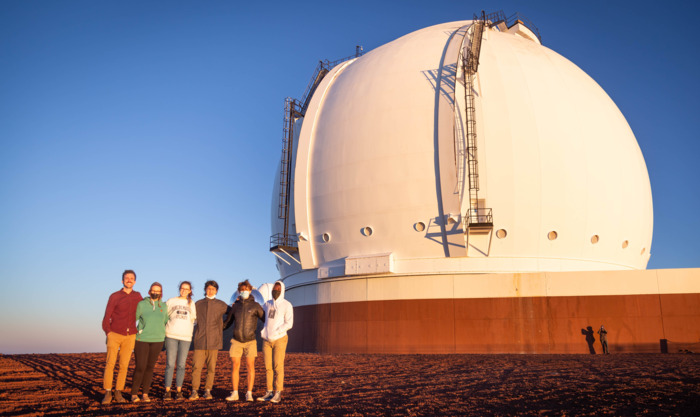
[131,340,164,395]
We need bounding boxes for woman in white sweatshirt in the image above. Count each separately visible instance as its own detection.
[163,281,197,400]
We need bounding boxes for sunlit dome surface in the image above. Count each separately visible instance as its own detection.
[272,19,653,280]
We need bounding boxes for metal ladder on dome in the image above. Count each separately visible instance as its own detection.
[270,47,365,257]
[270,97,302,256]
[462,12,494,255]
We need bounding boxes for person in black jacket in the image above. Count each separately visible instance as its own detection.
[189,280,231,400]
[224,279,265,402]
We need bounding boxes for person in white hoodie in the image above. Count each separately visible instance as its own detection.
[257,280,293,403]
[163,281,196,400]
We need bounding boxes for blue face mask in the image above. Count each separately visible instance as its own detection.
[240,291,250,300]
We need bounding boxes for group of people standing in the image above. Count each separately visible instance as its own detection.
[101,270,293,405]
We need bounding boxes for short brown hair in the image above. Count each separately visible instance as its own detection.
[237,279,252,292]
[122,270,136,280]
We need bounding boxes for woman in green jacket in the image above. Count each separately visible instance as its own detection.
[130,282,168,402]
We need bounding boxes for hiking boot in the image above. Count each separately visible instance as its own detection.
[225,391,239,401]
[270,391,281,403]
[257,391,273,401]
[101,390,112,405]
[114,390,126,403]
[163,390,172,401]
[203,390,213,400]
[131,394,140,403]
[245,391,253,402]
[142,394,151,403]
[188,391,198,400]
[176,390,184,400]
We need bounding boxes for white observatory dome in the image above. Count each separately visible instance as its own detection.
[271,19,653,282]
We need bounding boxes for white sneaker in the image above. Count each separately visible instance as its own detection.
[270,391,281,403]
[257,390,273,401]
[225,391,239,401]
[245,391,253,402]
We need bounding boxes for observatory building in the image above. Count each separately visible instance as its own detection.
[269,12,700,353]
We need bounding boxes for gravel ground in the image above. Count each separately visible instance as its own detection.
[1,352,699,416]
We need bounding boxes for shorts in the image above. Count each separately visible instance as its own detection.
[229,339,257,358]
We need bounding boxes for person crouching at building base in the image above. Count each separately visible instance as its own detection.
[190,280,230,400]
[257,280,293,404]
[224,280,265,402]
[131,282,168,402]
[101,270,142,405]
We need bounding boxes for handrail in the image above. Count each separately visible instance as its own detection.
[476,10,541,43]
[299,46,364,114]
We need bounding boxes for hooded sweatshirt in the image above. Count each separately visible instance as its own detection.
[135,297,169,343]
[261,281,293,342]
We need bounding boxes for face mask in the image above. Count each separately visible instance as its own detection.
[272,290,281,300]
[240,291,250,300]
[150,293,161,300]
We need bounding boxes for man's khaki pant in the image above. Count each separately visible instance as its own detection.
[191,349,218,391]
[103,332,136,391]
[263,335,288,391]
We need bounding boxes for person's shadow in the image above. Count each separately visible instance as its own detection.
[581,326,596,354]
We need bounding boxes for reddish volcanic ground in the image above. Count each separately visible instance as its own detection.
[1,352,699,416]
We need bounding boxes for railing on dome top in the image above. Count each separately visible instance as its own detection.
[271,46,364,253]
[299,46,364,115]
[480,10,542,43]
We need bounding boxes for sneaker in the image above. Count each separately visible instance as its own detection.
[101,390,112,405]
[245,391,253,402]
[176,391,185,400]
[114,390,126,403]
[203,390,213,400]
[188,391,198,400]
[270,391,281,403]
[142,394,151,403]
[131,395,140,403]
[225,391,239,401]
[257,391,273,401]
[163,390,172,401]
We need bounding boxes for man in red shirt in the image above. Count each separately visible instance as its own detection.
[101,270,142,404]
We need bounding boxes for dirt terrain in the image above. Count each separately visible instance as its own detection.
[0,352,698,416]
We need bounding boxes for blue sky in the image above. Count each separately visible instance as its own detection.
[1,0,698,354]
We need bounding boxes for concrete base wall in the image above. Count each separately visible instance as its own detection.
[285,269,700,354]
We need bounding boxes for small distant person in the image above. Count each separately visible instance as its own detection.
[131,282,168,402]
[163,281,196,400]
[224,280,265,402]
[101,270,142,405]
[598,325,609,354]
[190,280,231,400]
[258,281,293,404]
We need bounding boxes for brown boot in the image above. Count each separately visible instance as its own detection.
[114,390,126,403]
[101,390,112,405]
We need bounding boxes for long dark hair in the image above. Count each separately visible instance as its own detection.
[179,281,193,305]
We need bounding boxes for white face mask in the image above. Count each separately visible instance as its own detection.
[240,291,250,300]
